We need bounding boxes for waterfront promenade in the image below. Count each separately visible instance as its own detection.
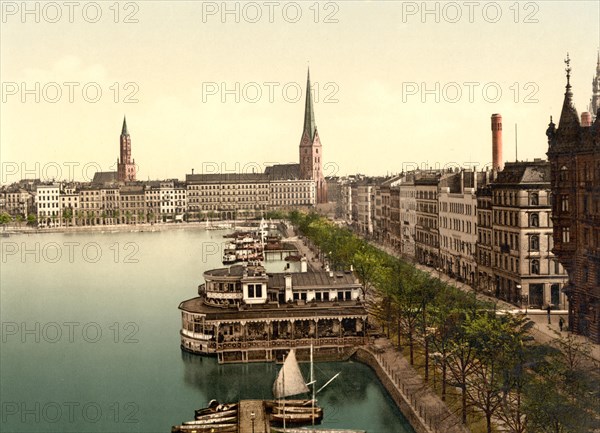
[357,341,470,433]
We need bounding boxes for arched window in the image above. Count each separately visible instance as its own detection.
[530,235,540,251]
[530,213,539,227]
[531,259,540,275]
[530,192,539,206]
[559,166,568,182]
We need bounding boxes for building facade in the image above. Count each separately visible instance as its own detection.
[438,170,481,286]
[547,56,600,342]
[36,184,60,227]
[476,182,494,294]
[491,160,568,308]
[415,175,441,267]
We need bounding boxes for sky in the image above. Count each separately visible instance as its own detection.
[1,0,599,183]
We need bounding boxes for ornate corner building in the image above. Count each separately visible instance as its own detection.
[547,54,600,343]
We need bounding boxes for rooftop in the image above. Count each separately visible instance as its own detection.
[179,297,367,320]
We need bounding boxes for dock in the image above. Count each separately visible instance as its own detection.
[239,400,268,433]
[173,400,366,433]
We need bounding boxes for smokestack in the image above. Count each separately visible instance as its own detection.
[491,114,504,171]
[581,112,592,126]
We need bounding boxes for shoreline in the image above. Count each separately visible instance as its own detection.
[1,220,259,236]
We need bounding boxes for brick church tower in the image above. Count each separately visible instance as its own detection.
[299,68,327,204]
[117,116,136,182]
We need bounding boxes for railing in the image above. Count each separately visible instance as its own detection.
[216,336,366,351]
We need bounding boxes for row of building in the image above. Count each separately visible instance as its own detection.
[0,174,317,227]
[336,157,570,312]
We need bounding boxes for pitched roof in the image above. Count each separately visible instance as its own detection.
[493,161,550,186]
[264,164,300,180]
[92,171,117,184]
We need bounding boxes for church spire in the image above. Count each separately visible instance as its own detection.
[121,116,129,136]
[303,67,316,141]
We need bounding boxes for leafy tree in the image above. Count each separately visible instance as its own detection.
[464,313,532,433]
[352,244,385,298]
[0,212,11,225]
[62,208,73,227]
[525,332,600,433]
[27,213,37,226]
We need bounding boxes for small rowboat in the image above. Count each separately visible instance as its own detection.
[183,416,237,425]
[194,408,237,420]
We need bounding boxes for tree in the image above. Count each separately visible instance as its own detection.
[352,244,385,298]
[463,312,532,433]
[384,261,426,365]
[524,332,600,433]
[62,208,73,227]
[495,314,536,433]
[26,213,37,226]
[428,288,477,401]
[0,212,11,226]
[446,310,478,424]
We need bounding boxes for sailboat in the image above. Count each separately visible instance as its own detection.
[268,347,332,427]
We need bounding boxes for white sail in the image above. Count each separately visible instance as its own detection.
[273,350,309,399]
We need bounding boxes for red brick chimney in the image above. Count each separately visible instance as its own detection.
[491,114,503,171]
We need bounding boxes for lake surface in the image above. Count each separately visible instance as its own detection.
[0,228,414,433]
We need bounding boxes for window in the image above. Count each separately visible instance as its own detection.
[560,195,569,212]
[530,192,539,206]
[531,259,540,275]
[559,166,568,182]
[530,235,540,251]
[561,227,570,243]
[530,213,539,227]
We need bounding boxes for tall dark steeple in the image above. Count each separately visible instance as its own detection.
[298,67,327,204]
[117,116,136,182]
[303,68,316,141]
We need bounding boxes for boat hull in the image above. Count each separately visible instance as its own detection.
[270,412,323,426]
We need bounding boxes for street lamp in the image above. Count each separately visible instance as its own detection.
[250,411,255,433]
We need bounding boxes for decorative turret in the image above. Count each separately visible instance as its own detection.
[556,54,581,141]
[546,116,556,145]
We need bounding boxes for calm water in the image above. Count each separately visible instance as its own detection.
[0,229,414,433]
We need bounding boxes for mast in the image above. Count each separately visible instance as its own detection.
[311,344,315,427]
[283,352,286,431]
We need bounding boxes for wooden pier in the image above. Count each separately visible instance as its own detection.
[172,400,367,433]
[239,400,268,433]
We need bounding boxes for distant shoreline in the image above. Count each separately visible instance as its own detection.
[1,220,259,236]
